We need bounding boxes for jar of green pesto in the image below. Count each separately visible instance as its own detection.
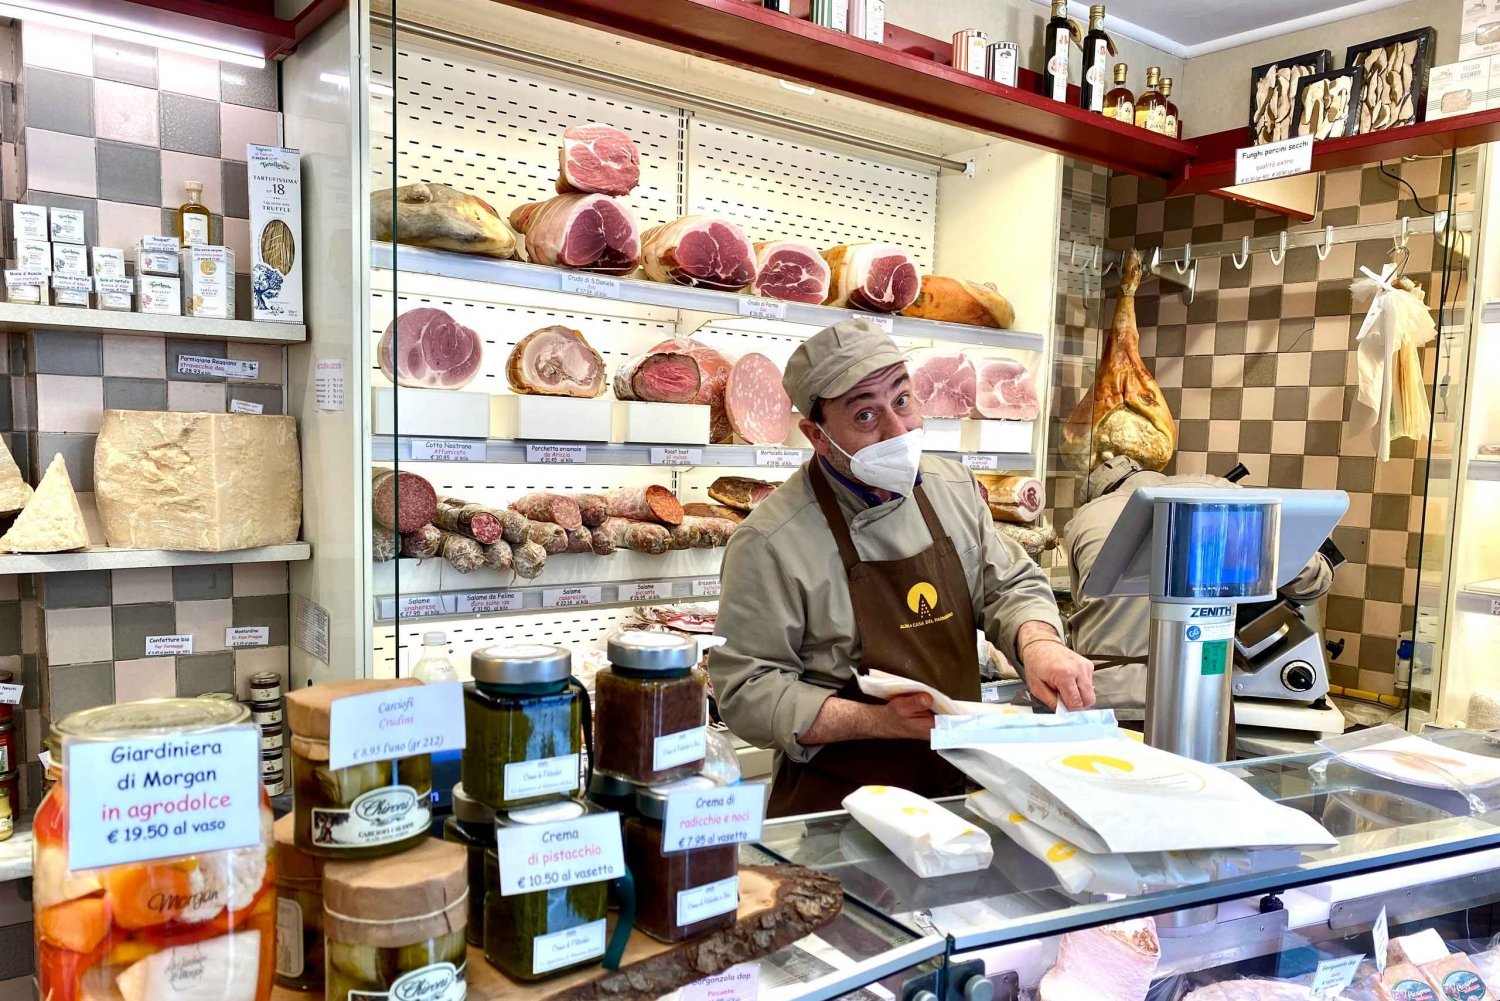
[441,783,495,948]
[462,644,587,810]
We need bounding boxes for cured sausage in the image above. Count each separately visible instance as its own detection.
[565,527,594,553]
[589,526,618,556]
[510,492,583,531]
[574,493,609,528]
[687,515,738,545]
[600,516,670,555]
[513,540,548,579]
[668,520,716,550]
[526,521,569,554]
[433,500,503,543]
[725,353,792,444]
[372,468,437,533]
[682,502,744,523]
[605,485,683,526]
[399,523,442,559]
[481,539,514,572]
[373,526,397,563]
[440,532,486,574]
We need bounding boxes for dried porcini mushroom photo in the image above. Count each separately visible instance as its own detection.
[1293,67,1364,141]
[1247,50,1331,145]
[1346,27,1435,133]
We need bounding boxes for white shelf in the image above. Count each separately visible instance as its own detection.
[0,824,31,882]
[1469,458,1500,481]
[376,573,718,622]
[1458,581,1500,615]
[372,244,1046,352]
[0,302,306,343]
[0,542,311,575]
[1482,301,1500,323]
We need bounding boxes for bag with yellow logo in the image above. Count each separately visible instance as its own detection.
[842,785,993,878]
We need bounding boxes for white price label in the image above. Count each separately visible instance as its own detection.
[226,626,270,648]
[315,358,345,412]
[1491,598,1500,616]
[229,399,264,414]
[677,875,740,925]
[533,919,606,974]
[294,596,331,664]
[51,274,92,292]
[411,438,485,462]
[1308,955,1364,999]
[526,443,588,464]
[622,580,671,602]
[1373,907,1389,974]
[683,965,760,1001]
[328,681,466,770]
[95,276,134,295]
[692,577,722,597]
[0,684,22,705]
[543,586,602,608]
[504,754,581,801]
[961,453,999,471]
[654,725,708,772]
[1235,134,1314,186]
[853,312,894,332]
[397,594,449,618]
[145,634,193,656]
[495,811,626,896]
[662,781,767,852]
[559,273,621,299]
[651,447,704,465]
[739,297,786,320]
[177,354,260,380]
[457,591,523,613]
[4,269,46,287]
[65,726,262,870]
[756,448,802,468]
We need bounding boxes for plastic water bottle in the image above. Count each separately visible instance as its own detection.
[411,631,459,683]
[1395,638,1413,690]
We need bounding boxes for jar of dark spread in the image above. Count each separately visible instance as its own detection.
[441,783,496,948]
[624,776,738,942]
[594,631,707,785]
[462,644,585,810]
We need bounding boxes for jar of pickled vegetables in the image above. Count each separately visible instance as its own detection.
[441,783,494,948]
[273,813,324,991]
[286,678,433,859]
[595,631,707,784]
[462,644,587,810]
[484,799,610,981]
[624,776,739,942]
[323,837,468,1001]
[34,698,277,1001]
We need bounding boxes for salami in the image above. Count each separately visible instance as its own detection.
[565,526,594,553]
[513,540,548,579]
[497,507,528,544]
[510,492,583,531]
[668,520,716,550]
[433,500,502,544]
[601,516,670,555]
[373,526,397,563]
[590,526,618,556]
[372,468,437,533]
[481,539,514,572]
[682,502,744,523]
[605,485,684,525]
[686,515,738,545]
[526,521,569,554]
[440,532,486,574]
[399,523,442,559]
[725,353,792,444]
[574,493,609,528]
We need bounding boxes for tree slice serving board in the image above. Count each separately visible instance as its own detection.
[271,864,843,1001]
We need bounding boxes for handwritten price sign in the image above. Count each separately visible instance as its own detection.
[495,811,625,897]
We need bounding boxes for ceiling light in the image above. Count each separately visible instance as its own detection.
[779,79,817,95]
[0,0,266,67]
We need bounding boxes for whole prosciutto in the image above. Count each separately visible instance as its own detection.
[641,215,758,291]
[509,193,641,275]
[556,124,640,196]
[752,241,830,303]
[822,242,920,312]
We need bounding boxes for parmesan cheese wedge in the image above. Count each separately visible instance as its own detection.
[0,454,88,552]
[0,434,30,514]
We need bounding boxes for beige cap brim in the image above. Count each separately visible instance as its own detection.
[783,317,907,416]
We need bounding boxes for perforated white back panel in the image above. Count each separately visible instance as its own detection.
[374,609,637,679]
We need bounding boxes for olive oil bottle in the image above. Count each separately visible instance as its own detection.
[1079,5,1112,112]
[1103,63,1135,123]
[1042,0,1077,103]
[1161,76,1181,137]
[177,181,210,247]
[1135,66,1167,134]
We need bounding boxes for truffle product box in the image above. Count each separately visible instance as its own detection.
[49,208,84,245]
[4,270,46,304]
[15,239,49,272]
[12,205,46,245]
[138,275,182,315]
[1428,57,1494,119]
[51,274,90,307]
[92,248,131,311]
[51,242,87,277]
[180,244,235,319]
[247,143,302,323]
[136,244,179,277]
[1464,1,1500,60]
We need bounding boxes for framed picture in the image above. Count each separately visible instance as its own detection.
[1346,26,1437,131]
[1248,49,1332,145]
[1292,67,1365,141]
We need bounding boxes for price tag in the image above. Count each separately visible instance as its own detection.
[621,580,671,602]
[95,276,134,295]
[315,358,345,412]
[739,297,786,320]
[961,453,999,471]
[495,810,626,896]
[411,438,485,462]
[145,634,193,656]
[4,269,46,287]
[526,443,588,464]
[1234,134,1314,185]
[397,594,448,618]
[328,681,466,770]
[65,726,262,870]
[1373,907,1389,974]
[457,590,523,613]
[229,399,264,415]
[651,447,704,465]
[683,965,760,1001]
[559,273,621,299]
[692,577,722,597]
[662,781,767,852]
[1491,598,1500,616]
[543,586,603,608]
[1308,955,1364,999]
[853,312,894,333]
[0,684,22,705]
[177,355,260,380]
[226,626,269,648]
[756,448,802,468]
[51,274,92,293]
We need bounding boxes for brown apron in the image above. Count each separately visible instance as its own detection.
[767,462,980,817]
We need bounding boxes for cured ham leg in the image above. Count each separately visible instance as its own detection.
[509,193,641,275]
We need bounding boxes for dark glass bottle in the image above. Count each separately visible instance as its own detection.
[1042,0,1075,103]
[1079,5,1111,112]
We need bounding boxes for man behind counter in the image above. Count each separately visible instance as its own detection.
[709,318,1095,816]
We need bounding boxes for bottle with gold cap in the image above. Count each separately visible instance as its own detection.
[1079,4,1113,112]
[1103,62,1134,123]
[1161,76,1181,137]
[1042,0,1080,103]
[1135,65,1167,133]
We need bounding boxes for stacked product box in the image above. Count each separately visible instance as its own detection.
[136,235,182,315]
[92,247,131,311]
[49,208,88,307]
[181,244,235,318]
[7,205,48,304]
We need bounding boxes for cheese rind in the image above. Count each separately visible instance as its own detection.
[94,410,302,552]
[0,434,30,514]
[0,453,87,552]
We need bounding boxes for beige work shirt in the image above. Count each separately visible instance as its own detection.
[709,454,1065,763]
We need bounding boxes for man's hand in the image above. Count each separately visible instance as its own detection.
[1022,638,1097,711]
[798,693,936,746]
[881,692,938,739]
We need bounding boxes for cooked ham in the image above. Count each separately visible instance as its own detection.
[641,215,758,291]
[753,241,830,303]
[505,325,606,398]
[509,193,641,275]
[556,124,640,196]
[377,307,483,390]
[973,357,1040,420]
[911,352,976,418]
[823,243,920,312]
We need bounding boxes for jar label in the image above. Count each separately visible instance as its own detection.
[533,920,606,976]
[495,811,626,896]
[505,754,581,801]
[310,785,431,848]
[654,726,708,772]
[0,745,7,772]
[328,682,466,770]
[275,898,304,976]
[676,875,740,926]
[349,962,467,1001]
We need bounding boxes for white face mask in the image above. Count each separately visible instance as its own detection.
[822,425,925,496]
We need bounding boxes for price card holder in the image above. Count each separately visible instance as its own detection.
[961,453,999,471]
[560,273,621,299]
[495,811,626,896]
[691,578,721,597]
[661,781,767,853]
[854,313,894,332]
[328,682,466,770]
[1309,955,1364,999]
[527,444,588,464]
[0,683,20,705]
[543,586,603,608]
[411,438,485,462]
[1373,907,1388,974]
[756,449,802,468]
[457,591,523,613]
[651,447,703,466]
[739,297,786,320]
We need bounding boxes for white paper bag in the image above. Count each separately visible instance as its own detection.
[843,785,993,878]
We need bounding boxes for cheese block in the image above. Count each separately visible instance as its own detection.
[94,410,301,552]
[1391,929,1451,967]
[1378,962,1443,1001]
[0,434,30,514]
[1420,953,1494,1001]
[0,454,87,552]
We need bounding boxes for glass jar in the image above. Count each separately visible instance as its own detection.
[273,813,324,991]
[595,632,707,784]
[624,776,739,942]
[323,837,468,1001]
[0,770,15,821]
[0,720,14,774]
[441,782,495,948]
[462,644,586,810]
[484,799,610,982]
[34,698,276,1001]
[286,678,433,859]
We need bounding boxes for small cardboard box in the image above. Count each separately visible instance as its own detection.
[4,269,46,304]
[49,208,84,244]
[14,239,49,272]
[12,205,46,244]
[137,248,179,277]
[51,242,87,277]
[247,144,302,323]
[180,244,235,319]
[1427,57,1493,120]
[1463,0,1500,60]
[51,274,90,307]
[138,275,182,315]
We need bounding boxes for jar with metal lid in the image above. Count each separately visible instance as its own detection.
[624,775,739,942]
[0,770,15,819]
[323,837,468,1001]
[484,799,610,981]
[249,671,283,704]
[261,724,285,753]
[200,691,239,702]
[273,812,324,991]
[594,631,708,784]
[34,698,276,1001]
[0,720,14,775]
[286,678,433,859]
[441,783,495,947]
[462,644,588,810]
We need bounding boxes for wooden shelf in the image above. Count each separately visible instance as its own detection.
[0,543,310,575]
[0,302,306,343]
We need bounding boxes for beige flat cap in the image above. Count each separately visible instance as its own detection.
[783,318,907,417]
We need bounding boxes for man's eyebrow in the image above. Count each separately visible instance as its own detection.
[844,371,911,407]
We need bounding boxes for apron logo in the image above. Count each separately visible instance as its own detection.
[907,582,939,616]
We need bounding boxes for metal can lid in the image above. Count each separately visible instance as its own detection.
[249,672,281,685]
[451,782,497,826]
[635,774,717,821]
[606,630,696,671]
[470,643,571,686]
[198,692,238,702]
[501,798,586,827]
[54,697,249,743]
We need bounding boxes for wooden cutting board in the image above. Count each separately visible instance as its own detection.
[272,864,842,1001]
